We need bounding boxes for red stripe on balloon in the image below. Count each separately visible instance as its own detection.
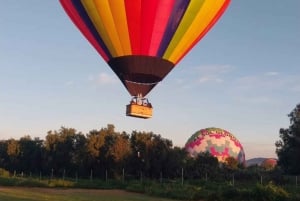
[140,0,159,55]
[148,0,175,56]
[125,0,142,54]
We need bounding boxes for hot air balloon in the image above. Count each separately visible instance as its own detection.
[185,128,246,165]
[261,158,277,170]
[60,0,230,118]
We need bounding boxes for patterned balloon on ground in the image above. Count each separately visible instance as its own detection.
[185,128,245,164]
[261,158,277,170]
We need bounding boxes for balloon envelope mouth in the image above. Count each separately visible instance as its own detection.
[108,55,174,96]
[125,73,161,85]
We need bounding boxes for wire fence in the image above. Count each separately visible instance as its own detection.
[5,168,299,189]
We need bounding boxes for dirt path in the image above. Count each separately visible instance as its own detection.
[0,187,190,201]
[1,187,133,196]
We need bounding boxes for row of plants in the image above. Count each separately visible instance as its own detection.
[0,173,299,201]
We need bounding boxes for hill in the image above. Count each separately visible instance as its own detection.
[246,157,267,167]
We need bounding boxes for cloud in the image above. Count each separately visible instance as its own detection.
[231,72,300,105]
[198,76,223,83]
[195,64,234,84]
[235,72,299,92]
[235,96,274,104]
[65,81,74,86]
[167,64,234,91]
[88,73,117,85]
[265,71,279,76]
[291,85,300,92]
[232,74,279,104]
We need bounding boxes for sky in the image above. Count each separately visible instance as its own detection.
[0,1,299,160]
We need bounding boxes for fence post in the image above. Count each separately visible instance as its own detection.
[296,176,298,188]
[63,169,65,181]
[51,168,54,180]
[181,168,184,186]
[90,169,93,181]
[122,168,125,183]
[105,169,108,182]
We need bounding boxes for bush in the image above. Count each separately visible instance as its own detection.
[48,179,74,188]
[252,182,290,201]
[125,182,145,193]
[206,182,291,201]
[0,168,10,177]
[16,178,48,187]
[74,179,125,189]
[0,176,17,186]
[126,181,207,201]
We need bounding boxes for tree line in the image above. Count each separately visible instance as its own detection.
[0,124,243,180]
[0,103,299,181]
[0,124,209,178]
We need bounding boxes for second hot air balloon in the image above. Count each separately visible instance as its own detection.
[60,0,230,118]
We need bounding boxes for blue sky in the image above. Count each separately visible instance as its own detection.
[0,1,299,159]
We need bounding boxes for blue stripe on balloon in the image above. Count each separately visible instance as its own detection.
[71,0,112,59]
[157,0,190,58]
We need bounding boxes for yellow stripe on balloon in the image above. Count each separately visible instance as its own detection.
[170,0,224,63]
[93,0,125,56]
[163,0,205,61]
[81,0,118,57]
[108,0,132,56]
[163,0,225,63]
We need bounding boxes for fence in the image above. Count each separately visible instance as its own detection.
[4,168,299,189]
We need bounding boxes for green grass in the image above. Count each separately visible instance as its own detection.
[1,176,299,201]
[0,187,179,201]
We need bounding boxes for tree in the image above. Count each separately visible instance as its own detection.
[0,140,9,170]
[275,103,300,174]
[71,132,88,176]
[7,139,20,172]
[18,136,43,174]
[225,156,239,170]
[147,134,173,178]
[127,131,174,178]
[109,132,131,169]
[44,127,80,176]
[184,152,219,179]
[165,146,187,178]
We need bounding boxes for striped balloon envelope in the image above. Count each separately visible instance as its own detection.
[60,0,230,97]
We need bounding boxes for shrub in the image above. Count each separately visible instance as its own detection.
[0,168,10,177]
[48,179,74,188]
[125,182,145,193]
[16,178,48,187]
[252,182,290,201]
[0,176,17,186]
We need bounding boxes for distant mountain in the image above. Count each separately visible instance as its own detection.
[246,157,267,167]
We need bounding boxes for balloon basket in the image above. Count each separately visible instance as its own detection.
[126,97,153,119]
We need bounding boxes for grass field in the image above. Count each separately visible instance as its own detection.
[0,187,179,201]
